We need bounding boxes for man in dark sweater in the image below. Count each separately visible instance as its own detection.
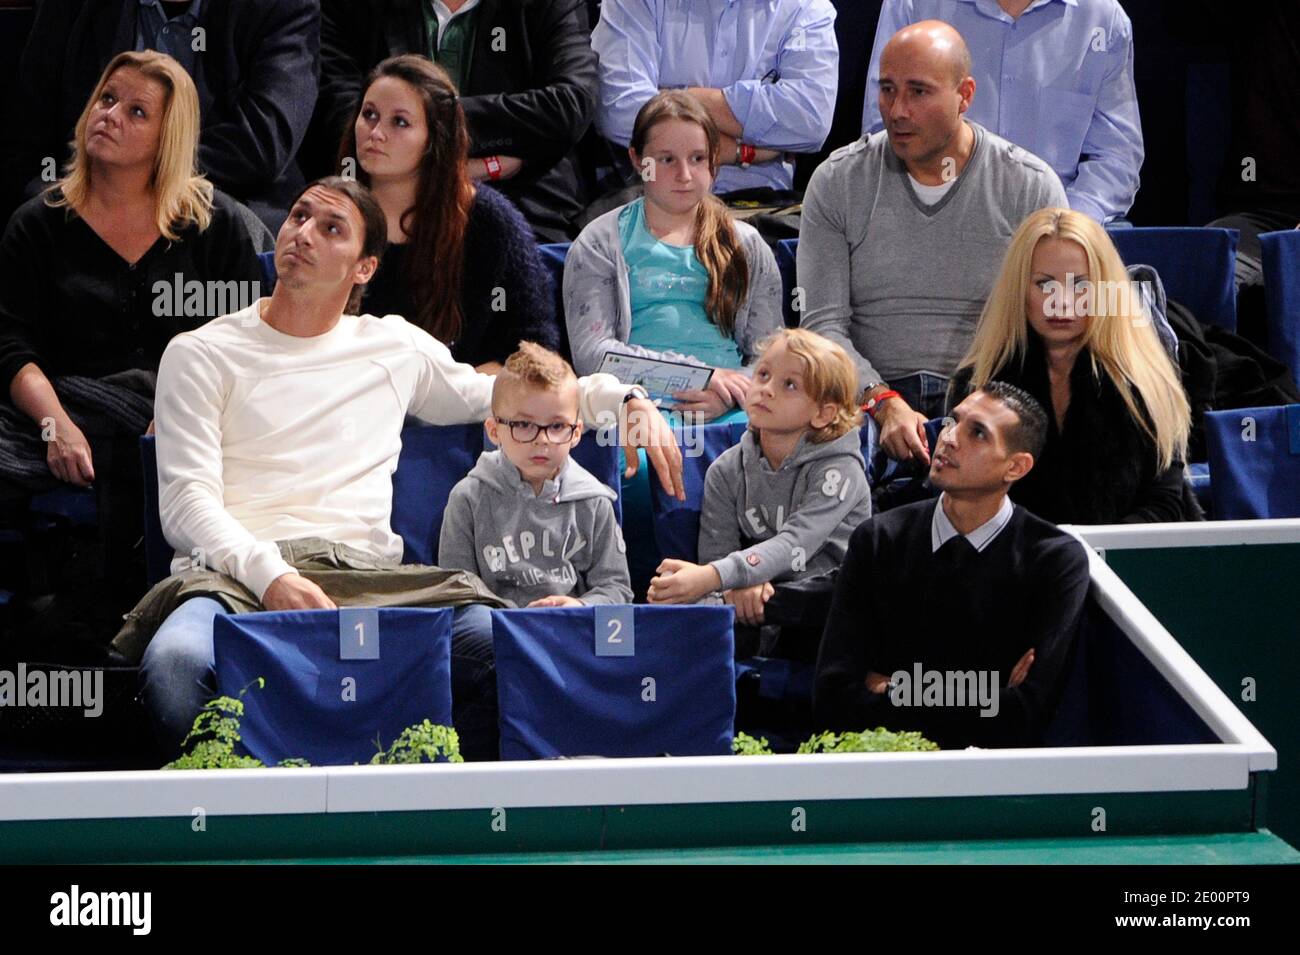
[814,382,1090,749]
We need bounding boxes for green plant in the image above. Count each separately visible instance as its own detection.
[796,728,939,754]
[731,732,774,756]
[164,678,268,770]
[370,719,464,764]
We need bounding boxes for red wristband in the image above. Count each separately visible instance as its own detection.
[862,389,902,419]
[739,143,757,166]
[484,155,503,181]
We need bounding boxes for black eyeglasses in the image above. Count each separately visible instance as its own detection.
[496,418,580,443]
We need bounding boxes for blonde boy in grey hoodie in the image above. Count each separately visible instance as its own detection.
[648,329,871,632]
[439,343,633,610]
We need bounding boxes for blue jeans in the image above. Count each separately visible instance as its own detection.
[890,371,951,420]
[140,599,500,761]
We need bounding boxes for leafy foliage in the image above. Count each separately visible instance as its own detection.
[370,719,464,764]
[796,728,939,754]
[164,678,268,770]
[731,732,774,756]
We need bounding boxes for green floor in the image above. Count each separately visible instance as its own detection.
[205,832,1300,865]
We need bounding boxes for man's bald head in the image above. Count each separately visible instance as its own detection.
[883,20,973,86]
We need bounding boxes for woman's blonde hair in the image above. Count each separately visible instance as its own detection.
[630,90,750,335]
[957,208,1190,470]
[47,50,213,240]
[755,328,862,443]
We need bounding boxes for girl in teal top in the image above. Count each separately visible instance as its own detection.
[563,90,783,425]
[621,196,744,373]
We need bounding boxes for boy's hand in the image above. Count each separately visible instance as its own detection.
[527,595,584,608]
[723,582,774,626]
[647,559,721,604]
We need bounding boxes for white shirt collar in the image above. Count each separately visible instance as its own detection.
[931,493,1014,553]
[431,0,482,47]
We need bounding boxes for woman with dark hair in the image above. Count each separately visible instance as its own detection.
[0,51,262,622]
[337,54,557,373]
[563,90,783,423]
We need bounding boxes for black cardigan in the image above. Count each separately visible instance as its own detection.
[949,335,1196,525]
[813,498,1091,749]
[0,190,264,394]
[359,185,560,367]
[309,0,599,243]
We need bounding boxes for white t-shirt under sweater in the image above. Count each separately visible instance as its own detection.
[154,299,630,600]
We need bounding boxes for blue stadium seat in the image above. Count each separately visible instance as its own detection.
[1260,229,1300,389]
[27,487,98,527]
[491,605,736,759]
[775,238,800,328]
[141,423,621,583]
[1106,227,1239,331]
[213,607,453,766]
[647,419,749,563]
[1204,405,1300,519]
[1043,588,1216,747]
[537,242,571,361]
[256,250,277,292]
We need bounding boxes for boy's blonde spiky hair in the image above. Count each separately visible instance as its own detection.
[756,328,863,442]
[492,341,578,412]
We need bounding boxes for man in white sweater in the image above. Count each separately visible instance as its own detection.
[138,177,683,759]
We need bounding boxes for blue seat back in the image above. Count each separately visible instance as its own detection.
[256,250,277,292]
[647,420,749,563]
[775,238,800,328]
[1260,229,1300,390]
[142,424,621,583]
[1204,404,1300,519]
[537,242,571,362]
[1044,589,1216,747]
[213,607,453,766]
[491,605,736,759]
[1106,227,1238,331]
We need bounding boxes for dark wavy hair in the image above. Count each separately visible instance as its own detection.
[337,54,473,342]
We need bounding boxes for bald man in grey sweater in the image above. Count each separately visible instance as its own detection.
[799,20,1065,464]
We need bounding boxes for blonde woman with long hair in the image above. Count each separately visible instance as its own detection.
[0,51,262,615]
[949,208,1199,524]
[564,90,784,424]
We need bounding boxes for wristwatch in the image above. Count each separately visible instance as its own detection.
[484,155,503,181]
[622,386,650,404]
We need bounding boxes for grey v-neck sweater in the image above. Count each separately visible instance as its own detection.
[797,121,1066,390]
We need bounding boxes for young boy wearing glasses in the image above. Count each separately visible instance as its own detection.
[438,342,633,610]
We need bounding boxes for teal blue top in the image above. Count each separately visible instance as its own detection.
[619,198,743,370]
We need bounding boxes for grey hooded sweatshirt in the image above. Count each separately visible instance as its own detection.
[439,450,632,607]
[699,428,872,591]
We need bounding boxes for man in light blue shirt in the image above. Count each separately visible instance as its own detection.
[861,0,1142,222]
[591,0,839,195]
